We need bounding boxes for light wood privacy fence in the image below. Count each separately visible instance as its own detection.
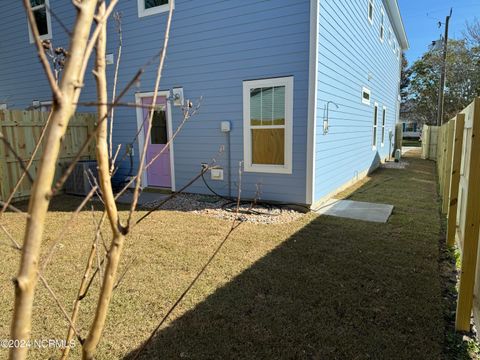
[431,97,480,332]
[0,110,96,202]
[421,124,439,160]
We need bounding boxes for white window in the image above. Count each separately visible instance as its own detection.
[32,100,52,112]
[388,28,392,45]
[380,9,385,42]
[138,0,174,17]
[381,106,386,146]
[40,100,53,112]
[28,0,52,44]
[362,87,371,105]
[368,0,374,24]
[243,77,294,174]
[372,103,378,149]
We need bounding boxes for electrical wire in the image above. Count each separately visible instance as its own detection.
[198,171,313,216]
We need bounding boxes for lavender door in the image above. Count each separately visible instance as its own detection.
[141,96,171,188]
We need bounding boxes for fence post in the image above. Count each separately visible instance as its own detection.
[447,114,465,246]
[442,120,456,214]
[422,125,429,159]
[456,98,480,331]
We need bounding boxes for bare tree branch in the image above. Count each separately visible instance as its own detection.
[1,224,22,250]
[40,186,98,273]
[82,2,126,357]
[131,163,245,359]
[38,274,82,342]
[22,0,62,102]
[0,131,34,184]
[109,11,123,168]
[60,212,103,360]
[127,1,175,228]
[0,201,29,217]
[10,2,99,358]
[0,112,52,216]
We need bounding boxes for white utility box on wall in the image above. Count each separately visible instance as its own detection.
[211,168,224,181]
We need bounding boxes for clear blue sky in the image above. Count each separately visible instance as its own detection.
[398,0,480,64]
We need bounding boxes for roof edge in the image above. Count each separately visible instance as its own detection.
[385,0,409,50]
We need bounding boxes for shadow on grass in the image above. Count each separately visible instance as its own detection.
[123,157,461,360]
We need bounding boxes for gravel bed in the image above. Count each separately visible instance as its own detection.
[381,160,409,169]
[141,193,306,224]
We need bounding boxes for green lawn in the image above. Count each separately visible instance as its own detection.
[403,138,422,147]
[0,152,456,359]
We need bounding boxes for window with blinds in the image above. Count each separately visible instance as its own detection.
[243,77,293,174]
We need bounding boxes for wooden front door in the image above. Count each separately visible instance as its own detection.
[141,95,171,188]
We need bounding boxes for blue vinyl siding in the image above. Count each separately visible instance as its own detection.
[313,0,401,203]
[0,0,311,204]
[0,0,406,206]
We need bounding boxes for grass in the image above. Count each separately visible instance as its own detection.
[0,152,457,359]
[403,138,422,147]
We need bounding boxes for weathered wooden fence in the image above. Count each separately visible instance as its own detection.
[0,110,96,202]
[432,97,480,332]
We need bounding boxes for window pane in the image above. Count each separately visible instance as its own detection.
[250,86,285,126]
[250,88,262,126]
[33,8,48,36]
[273,86,285,125]
[363,91,370,102]
[151,110,168,145]
[373,106,378,126]
[30,0,45,7]
[252,129,285,165]
[145,0,168,9]
[261,87,273,126]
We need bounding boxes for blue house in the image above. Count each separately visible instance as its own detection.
[0,0,408,207]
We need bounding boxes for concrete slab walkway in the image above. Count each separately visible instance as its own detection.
[315,199,394,223]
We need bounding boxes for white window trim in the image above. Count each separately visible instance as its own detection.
[362,87,371,105]
[138,0,174,18]
[372,102,379,150]
[243,77,294,174]
[134,91,176,191]
[32,99,52,111]
[367,0,374,25]
[379,8,385,42]
[381,106,386,147]
[28,0,52,44]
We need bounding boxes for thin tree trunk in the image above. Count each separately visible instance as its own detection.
[82,3,125,359]
[10,2,98,359]
[60,235,98,360]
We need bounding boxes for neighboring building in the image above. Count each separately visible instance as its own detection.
[401,121,422,140]
[0,0,408,207]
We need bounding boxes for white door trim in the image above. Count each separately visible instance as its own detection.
[134,91,176,191]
